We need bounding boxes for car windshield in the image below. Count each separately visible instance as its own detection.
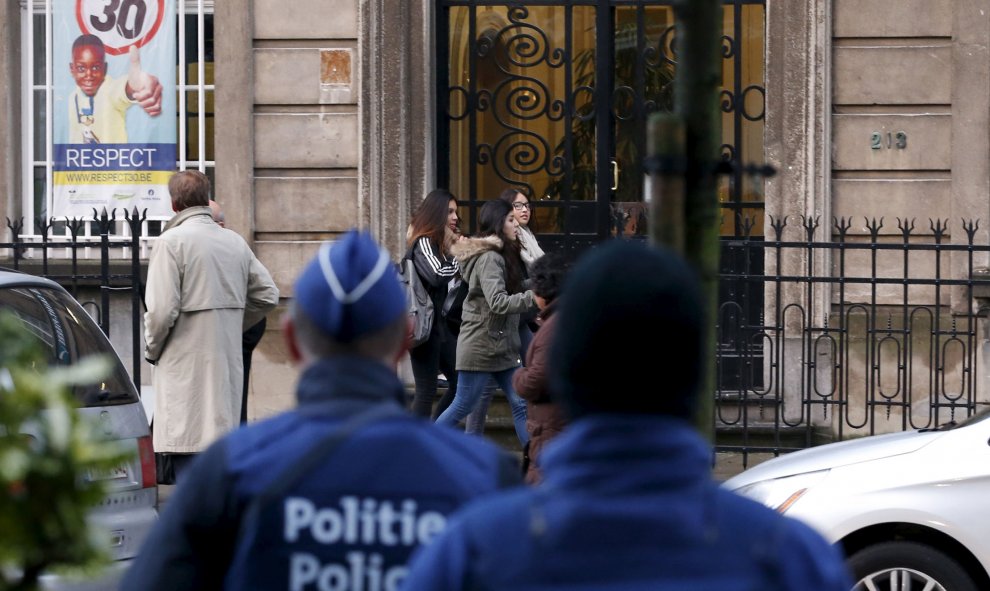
[0,284,139,407]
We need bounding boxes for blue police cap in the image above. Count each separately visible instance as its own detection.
[294,230,406,342]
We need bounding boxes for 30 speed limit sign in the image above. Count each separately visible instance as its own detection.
[76,0,166,56]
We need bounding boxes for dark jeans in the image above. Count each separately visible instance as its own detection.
[409,323,458,419]
[241,318,267,425]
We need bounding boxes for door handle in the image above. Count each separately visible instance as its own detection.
[611,159,620,191]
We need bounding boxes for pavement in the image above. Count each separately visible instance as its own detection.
[158,484,176,509]
[713,451,775,483]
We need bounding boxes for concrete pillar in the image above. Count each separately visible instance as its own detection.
[360,0,435,258]
[215,1,255,244]
[0,0,22,221]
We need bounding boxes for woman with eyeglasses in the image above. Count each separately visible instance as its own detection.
[499,189,544,353]
[499,189,545,270]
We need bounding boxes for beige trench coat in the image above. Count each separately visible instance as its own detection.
[144,206,279,453]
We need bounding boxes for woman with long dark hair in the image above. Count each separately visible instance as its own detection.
[498,187,544,357]
[498,187,545,270]
[407,189,462,418]
[435,199,534,446]
[464,188,546,435]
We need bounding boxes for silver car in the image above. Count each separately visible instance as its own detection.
[1,271,158,589]
[724,412,990,591]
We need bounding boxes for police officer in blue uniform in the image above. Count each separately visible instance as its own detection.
[403,240,854,591]
[122,230,518,591]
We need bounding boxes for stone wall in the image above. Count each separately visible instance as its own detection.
[211,0,435,419]
[212,0,366,418]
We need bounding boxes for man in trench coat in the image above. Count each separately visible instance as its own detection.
[144,170,278,482]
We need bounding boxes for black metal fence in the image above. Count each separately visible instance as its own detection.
[2,208,147,388]
[716,215,990,466]
[6,209,990,465]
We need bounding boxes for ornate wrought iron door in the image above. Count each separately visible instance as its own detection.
[437,0,766,254]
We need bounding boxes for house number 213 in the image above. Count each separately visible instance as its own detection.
[871,131,907,150]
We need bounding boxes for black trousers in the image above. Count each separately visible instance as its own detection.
[241,318,267,425]
[409,321,458,420]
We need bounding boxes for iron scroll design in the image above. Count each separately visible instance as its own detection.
[470,6,568,198]
[439,0,768,234]
[716,216,990,466]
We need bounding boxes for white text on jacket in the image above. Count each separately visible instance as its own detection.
[285,496,447,591]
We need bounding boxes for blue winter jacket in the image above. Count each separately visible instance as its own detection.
[402,414,854,591]
[121,356,518,591]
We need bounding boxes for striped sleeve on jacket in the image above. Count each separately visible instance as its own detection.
[413,236,459,288]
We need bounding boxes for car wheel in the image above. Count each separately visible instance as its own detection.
[849,541,977,591]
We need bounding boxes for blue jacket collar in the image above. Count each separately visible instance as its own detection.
[295,356,406,414]
[540,414,713,493]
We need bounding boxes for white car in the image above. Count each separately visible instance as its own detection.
[1,271,158,589]
[723,411,990,591]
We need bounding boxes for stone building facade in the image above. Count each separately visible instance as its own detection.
[1,0,989,422]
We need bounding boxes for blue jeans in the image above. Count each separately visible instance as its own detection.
[465,378,497,434]
[467,321,534,434]
[436,368,529,446]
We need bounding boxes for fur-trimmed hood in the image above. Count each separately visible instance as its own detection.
[449,233,535,373]
[451,235,503,266]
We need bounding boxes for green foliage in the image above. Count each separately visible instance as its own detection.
[0,312,133,591]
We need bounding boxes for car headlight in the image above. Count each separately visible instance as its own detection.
[732,470,829,513]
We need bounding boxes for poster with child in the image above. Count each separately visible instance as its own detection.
[53,0,176,218]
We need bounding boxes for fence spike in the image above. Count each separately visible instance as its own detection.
[833,216,851,241]
[124,206,148,224]
[91,207,116,235]
[769,214,786,240]
[930,218,948,243]
[6,217,24,238]
[962,218,979,243]
[801,214,820,241]
[35,216,55,237]
[895,217,915,241]
[865,216,884,240]
[740,214,754,238]
[67,217,85,240]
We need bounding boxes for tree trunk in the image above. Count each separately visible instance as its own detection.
[675,0,722,441]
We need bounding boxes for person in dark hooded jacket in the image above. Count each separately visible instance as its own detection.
[403,240,853,591]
